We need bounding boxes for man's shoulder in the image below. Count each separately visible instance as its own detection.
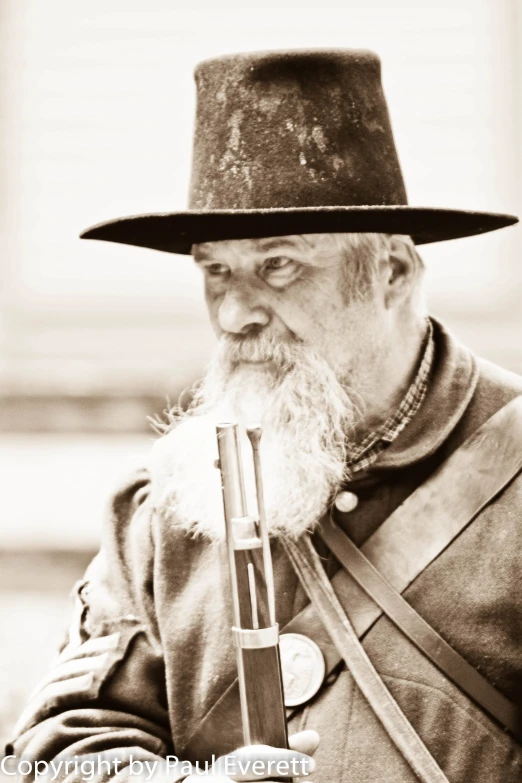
[438,350,522,457]
[103,460,211,560]
[109,465,151,517]
[472,355,522,420]
[476,355,522,396]
[102,465,152,547]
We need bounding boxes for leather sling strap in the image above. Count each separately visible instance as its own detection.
[282,535,450,783]
[181,395,522,760]
[319,520,522,740]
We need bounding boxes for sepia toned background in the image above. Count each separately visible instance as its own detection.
[0,0,521,754]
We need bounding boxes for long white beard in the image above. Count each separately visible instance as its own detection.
[150,334,360,540]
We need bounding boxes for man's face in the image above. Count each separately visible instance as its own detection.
[154,232,404,539]
[192,233,386,382]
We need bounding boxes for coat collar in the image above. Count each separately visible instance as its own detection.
[344,317,479,488]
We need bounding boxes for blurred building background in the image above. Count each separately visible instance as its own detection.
[0,0,521,754]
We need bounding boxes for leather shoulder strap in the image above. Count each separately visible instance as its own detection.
[319,521,522,739]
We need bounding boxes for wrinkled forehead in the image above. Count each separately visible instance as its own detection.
[192,233,342,263]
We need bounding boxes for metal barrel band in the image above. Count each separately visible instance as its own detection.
[232,625,280,649]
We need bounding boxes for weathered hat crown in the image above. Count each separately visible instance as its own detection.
[189,49,407,211]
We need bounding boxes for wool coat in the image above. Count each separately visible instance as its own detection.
[8,319,522,783]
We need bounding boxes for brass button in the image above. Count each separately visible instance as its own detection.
[334,491,358,513]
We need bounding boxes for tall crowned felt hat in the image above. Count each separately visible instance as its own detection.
[81,49,518,252]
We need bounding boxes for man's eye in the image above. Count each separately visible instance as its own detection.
[205,263,229,276]
[264,256,293,272]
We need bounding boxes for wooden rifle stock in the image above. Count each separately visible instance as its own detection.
[216,423,289,751]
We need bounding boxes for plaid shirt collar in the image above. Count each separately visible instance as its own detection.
[346,319,435,478]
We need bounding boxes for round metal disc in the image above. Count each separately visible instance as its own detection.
[279,632,326,707]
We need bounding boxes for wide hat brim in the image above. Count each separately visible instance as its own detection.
[80,206,518,255]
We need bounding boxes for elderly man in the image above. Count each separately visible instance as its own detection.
[8,50,522,783]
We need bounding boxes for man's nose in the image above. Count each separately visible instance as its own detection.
[217,282,270,334]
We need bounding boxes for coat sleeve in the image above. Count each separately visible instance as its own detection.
[6,469,191,783]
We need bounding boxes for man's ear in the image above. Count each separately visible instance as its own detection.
[383,235,418,308]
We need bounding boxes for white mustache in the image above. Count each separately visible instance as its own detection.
[218,333,303,370]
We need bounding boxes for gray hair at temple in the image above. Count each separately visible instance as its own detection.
[333,233,426,310]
